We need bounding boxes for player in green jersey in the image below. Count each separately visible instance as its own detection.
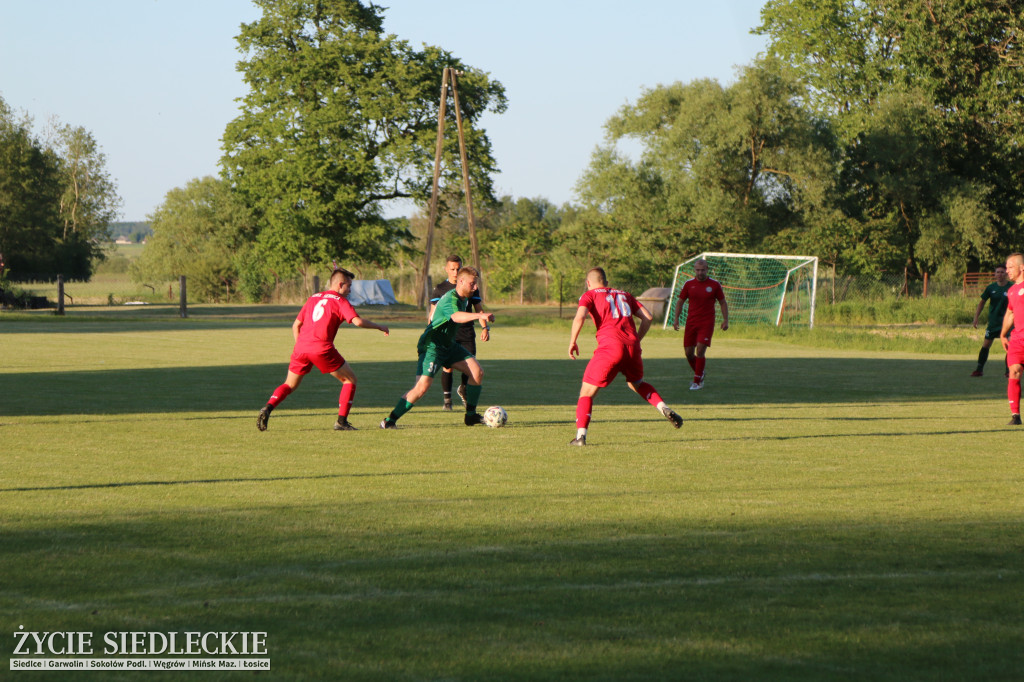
[381,266,495,428]
[971,265,1011,377]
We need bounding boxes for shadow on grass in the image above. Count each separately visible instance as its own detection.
[0,357,1002,417]
[2,512,1021,680]
[0,304,428,333]
[0,469,455,494]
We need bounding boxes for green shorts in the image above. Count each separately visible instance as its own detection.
[986,325,1008,341]
[417,342,474,377]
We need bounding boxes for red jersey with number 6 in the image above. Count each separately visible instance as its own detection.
[679,278,725,327]
[579,287,643,346]
[293,291,358,353]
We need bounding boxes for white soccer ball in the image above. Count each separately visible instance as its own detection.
[483,405,508,428]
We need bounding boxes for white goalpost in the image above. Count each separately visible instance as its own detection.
[663,252,819,329]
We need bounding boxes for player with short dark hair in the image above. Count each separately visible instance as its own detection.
[671,258,729,390]
[567,267,683,446]
[257,268,390,431]
[429,254,490,410]
[999,253,1024,425]
[381,266,494,429]
[971,265,1011,377]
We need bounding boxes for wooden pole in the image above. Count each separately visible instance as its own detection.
[449,69,484,300]
[179,275,188,318]
[56,275,65,315]
[419,68,450,309]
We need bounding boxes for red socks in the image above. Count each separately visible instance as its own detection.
[339,382,356,417]
[576,396,593,429]
[634,382,664,407]
[267,384,292,407]
[694,357,706,381]
[1009,378,1021,415]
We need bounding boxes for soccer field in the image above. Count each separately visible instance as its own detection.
[1,312,1021,680]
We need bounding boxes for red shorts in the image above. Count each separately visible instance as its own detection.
[1007,342,1024,368]
[289,346,345,375]
[583,342,644,388]
[684,321,715,348]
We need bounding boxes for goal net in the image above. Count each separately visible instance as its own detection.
[663,252,819,328]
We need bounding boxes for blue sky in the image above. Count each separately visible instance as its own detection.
[0,1,768,222]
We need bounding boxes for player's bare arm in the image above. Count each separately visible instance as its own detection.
[450,310,494,325]
[672,292,687,331]
[635,305,653,341]
[473,301,491,341]
[720,298,730,331]
[292,317,303,342]
[352,316,390,336]
[973,298,985,328]
[1001,308,1014,352]
[568,305,588,358]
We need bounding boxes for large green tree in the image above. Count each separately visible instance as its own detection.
[222,0,507,282]
[132,177,256,302]
[569,58,836,290]
[0,98,115,281]
[756,0,1024,276]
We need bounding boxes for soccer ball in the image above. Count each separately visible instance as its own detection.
[482,405,508,428]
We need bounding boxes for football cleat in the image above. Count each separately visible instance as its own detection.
[662,406,683,428]
[442,401,453,412]
[333,419,356,431]
[256,406,271,432]
[970,370,983,377]
[464,412,484,426]
[689,381,703,391]
[569,436,586,446]
[457,384,468,407]
[1009,414,1022,426]
[379,419,397,430]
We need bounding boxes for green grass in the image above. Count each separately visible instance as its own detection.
[1,310,1021,680]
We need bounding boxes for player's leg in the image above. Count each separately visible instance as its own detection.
[1007,356,1023,425]
[692,343,708,388]
[624,348,682,428]
[381,374,434,428]
[974,335,994,376]
[328,362,358,430]
[450,355,484,425]
[457,337,477,407]
[571,381,601,445]
[258,367,306,431]
[440,368,454,410]
[682,325,698,375]
[573,346,621,445]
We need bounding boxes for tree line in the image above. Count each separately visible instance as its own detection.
[0,97,121,282]
[4,0,1021,302]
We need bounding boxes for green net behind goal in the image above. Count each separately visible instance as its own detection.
[664,253,818,328]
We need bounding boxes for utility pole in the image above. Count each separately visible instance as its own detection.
[418,67,484,308]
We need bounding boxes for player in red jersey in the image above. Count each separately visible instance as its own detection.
[671,258,729,390]
[999,253,1024,426]
[257,268,390,432]
[567,267,683,446]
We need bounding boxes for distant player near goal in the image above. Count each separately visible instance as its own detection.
[999,253,1024,426]
[671,258,729,390]
[971,265,1011,377]
[257,268,390,432]
[567,267,683,446]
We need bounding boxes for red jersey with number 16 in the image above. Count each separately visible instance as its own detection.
[579,287,643,346]
[293,291,358,353]
[679,277,725,326]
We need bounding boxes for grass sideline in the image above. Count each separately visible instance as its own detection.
[1,311,1022,680]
